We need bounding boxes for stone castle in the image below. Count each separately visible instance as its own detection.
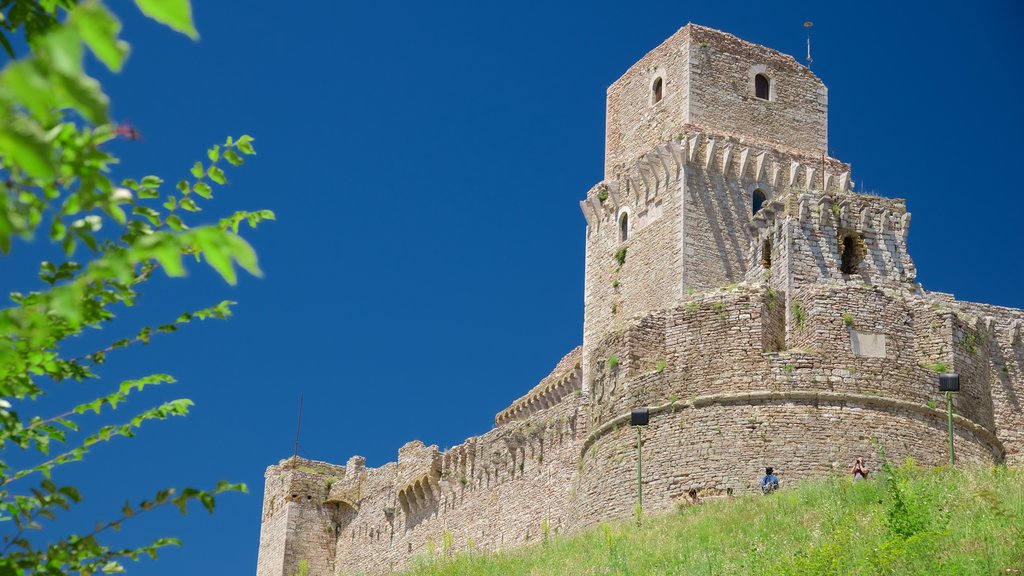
[256,24,1023,575]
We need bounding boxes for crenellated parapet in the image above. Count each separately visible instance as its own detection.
[495,347,582,426]
[326,456,368,511]
[394,441,442,516]
[743,188,916,290]
[581,129,851,234]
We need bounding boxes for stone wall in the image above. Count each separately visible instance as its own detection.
[604,26,690,179]
[943,300,1024,464]
[257,459,349,576]
[257,354,587,576]
[574,397,999,530]
[327,406,581,574]
[575,282,1008,530]
[685,25,827,158]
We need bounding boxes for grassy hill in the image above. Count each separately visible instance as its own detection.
[400,463,1023,575]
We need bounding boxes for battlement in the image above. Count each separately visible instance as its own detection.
[495,347,582,426]
[581,130,850,234]
[743,189,915,292]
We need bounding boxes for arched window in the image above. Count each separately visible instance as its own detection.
[652,77,663,104]
[755,74,770,100]
[761,238,772,269]
[619,213,629,242]
[752,189,767,214]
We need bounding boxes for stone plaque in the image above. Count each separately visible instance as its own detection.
[850,329,886,358]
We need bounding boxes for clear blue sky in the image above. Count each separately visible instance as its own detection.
[2,0,1022,574]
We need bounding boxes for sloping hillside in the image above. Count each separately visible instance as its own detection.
[398,463,1023,575]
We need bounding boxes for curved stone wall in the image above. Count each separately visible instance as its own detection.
[585,285,999,436]
[572,396,1001,530]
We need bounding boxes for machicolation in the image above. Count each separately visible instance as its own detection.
[256,24,1023,576]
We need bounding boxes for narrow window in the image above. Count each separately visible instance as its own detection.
[619,213,629,242]
[761,238,772,269]
[652,77,663,104]
[752,189,767,214]
[755,74,770,100]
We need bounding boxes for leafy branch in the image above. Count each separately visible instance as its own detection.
[0,0,269,573]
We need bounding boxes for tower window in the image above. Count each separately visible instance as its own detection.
[752,189,767,214]
[619,213,629,242]
[839,232,865,274]
[755,74,770,100]
[652,77,663,104]
[761,238,772,269]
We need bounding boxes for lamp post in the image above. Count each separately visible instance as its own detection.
[938,373,960,466]
[630,407,649,520]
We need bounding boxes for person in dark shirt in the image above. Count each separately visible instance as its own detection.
[761,466,780,494]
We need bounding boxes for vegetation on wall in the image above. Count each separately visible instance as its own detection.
[614,247,627,267]
[792,301,807,329]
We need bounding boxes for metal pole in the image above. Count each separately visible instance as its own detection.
[294,392,304,461]
[636,426,643,517]
[946,392,955,466]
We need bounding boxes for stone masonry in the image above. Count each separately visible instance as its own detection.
[256,24,1023,576]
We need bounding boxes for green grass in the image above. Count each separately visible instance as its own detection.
[400,463,1023,576]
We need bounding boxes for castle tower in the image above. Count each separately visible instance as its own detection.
[581,24,853,389]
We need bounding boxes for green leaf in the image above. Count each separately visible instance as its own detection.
[207,144,219,162]
[207,166,226,185]
[193,181,212,199]
[151,244,184,277]
[166,214,187,231]
[224,149,243,166]
[71,1,130,72]
[235,135,255,155]
[50,219,67,241]
[41,25,84,77]
[133,0,199,40]
[101,560,126,573]
[198,242,235,285]
[132,206,162,226]
[225,233,260,277]
[52,66,109,124]
[2,61,57,123]
[0,119,56,179]
[190,161,204,179]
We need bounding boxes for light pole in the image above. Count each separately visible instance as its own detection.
[630,407,649,521]
[938,373,960,466]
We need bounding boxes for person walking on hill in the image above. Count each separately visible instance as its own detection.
[761,467,780,494]
[851,457,870,481]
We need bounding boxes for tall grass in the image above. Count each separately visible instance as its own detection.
[398,463,1023,575]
